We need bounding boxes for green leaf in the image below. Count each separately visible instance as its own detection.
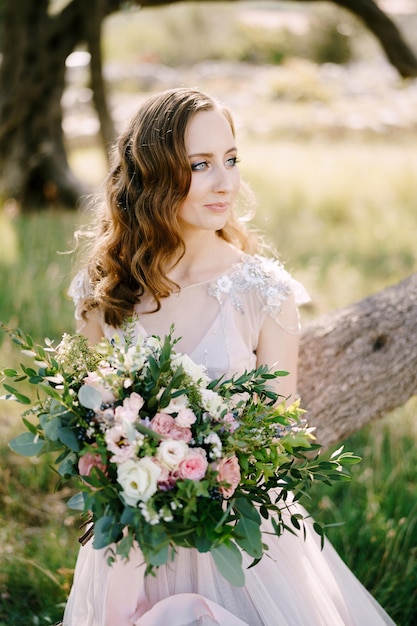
[233,497,261,524]
[58,455,77,477]
[2,383,31,404]
[40,414,61,441]
[234,517,263,559]
[3,368,18,377]
[194,533,213,553]
[93,516,123,549]
[38,382,62,401]
[67,492,86,511]
[9,432,45,456]
[211,541,245,587]
[78,384,102,410]
[148,543,169,567]
[22,417,38,435]
[58,427,80,452]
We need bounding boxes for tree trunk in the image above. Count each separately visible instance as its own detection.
[0,0,87,210]
[86,0,116,159]
[298,273,417,449]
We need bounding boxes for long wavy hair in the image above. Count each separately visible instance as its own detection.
[79,87,259,327]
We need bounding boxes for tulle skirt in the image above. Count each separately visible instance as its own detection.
[62,501,395,626]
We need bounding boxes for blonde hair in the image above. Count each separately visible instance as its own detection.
[79,87,259,327]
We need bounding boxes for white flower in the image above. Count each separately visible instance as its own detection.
[171,353,210,385]
[175,408,197,428]
[204,432,223,459]
[157,439,188,470]
[117,458,161,506]
[144,336,162,352]
[200,388,227,420]
[163,392,189,414]
[105,423,137,463]
[216,275,233,293]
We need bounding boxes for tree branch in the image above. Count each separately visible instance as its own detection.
[298,273,417,449]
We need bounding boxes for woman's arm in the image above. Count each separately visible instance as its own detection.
[256,291,300,403]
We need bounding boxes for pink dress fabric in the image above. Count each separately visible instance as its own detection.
[64,255,395,626]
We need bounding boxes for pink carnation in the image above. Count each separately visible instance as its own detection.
[216,455,241,499]
[178,450,208,481]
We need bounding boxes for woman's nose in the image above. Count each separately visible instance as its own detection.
[212,166,234,193]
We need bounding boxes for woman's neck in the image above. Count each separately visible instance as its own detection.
[168,232,241,289]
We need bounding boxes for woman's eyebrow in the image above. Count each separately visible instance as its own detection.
[188,147,237,158]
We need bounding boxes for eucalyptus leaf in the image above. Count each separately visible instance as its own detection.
[78,384,102,410]
[58,427,80,452]
[39,414,61,441]
[211,542,245,587]
[9,431,44,456]
[148,543,169,567]
[67,492,86,511]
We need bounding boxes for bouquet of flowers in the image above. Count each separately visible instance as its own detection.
[1,324,359,586]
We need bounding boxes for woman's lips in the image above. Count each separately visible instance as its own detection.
[205,202,229,213]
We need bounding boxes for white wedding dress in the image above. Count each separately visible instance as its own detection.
[64,255,396,626]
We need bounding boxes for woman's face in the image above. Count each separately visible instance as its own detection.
[177,109,240,236]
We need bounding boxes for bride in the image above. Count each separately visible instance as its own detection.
[64,87,395,625]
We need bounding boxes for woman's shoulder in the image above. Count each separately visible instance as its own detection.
[208,253,310,317]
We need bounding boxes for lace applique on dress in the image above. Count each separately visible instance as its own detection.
[207,254,309,322]
[68,270,92,320]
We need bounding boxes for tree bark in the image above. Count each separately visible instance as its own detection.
[0,0,87,210]
[298,273,417,449]
[86,0,116,159]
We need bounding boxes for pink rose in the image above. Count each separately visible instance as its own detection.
[178,450,208,481]
[78,448,107,478]
[216,455,241,499]
[169,426,192,443]
[150,413,176,436]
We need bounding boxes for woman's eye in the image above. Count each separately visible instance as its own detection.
[191,161,208,171]
[226,156,240,167]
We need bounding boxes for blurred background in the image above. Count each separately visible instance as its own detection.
[0,1,416,624]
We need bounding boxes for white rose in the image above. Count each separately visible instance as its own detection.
[157,439,188,470]
[117,458,161,506]
[171,353,210,385]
